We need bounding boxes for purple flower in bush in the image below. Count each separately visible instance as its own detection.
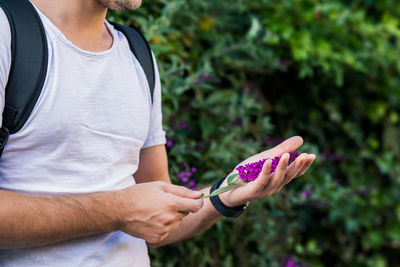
[285,259,300,267]
[195,72,214,85]
[244,86,251,93]
[281,256,301,267]
[166,140,174,147]
[301,189,312,198]
[178,171,189,183]
[236,152,300,182]
[179,121,187,129]
[178,171,185,180]
[177,163,199,189]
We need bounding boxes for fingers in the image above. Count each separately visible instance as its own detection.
[254,159,272,188]
[167,194,204,213]
[296,154,316,176]
[162,183,202,199]
[270,153,289,188]
[283,153,308,183]
[283,153,316,185]
[159,183,204,213]
[267,136,303,156]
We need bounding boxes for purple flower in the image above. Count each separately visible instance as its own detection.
[236,152,301,182]
[194,72,214,86]
[244,86,251,93]
[191,167,197,173]
[188,180,196,189]
[166,140,174,147]
[301,189,312,198]
[178,171,189,183]
[179,121,187,129]
[286,259,300,267]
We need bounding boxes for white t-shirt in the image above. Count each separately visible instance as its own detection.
[0,3,166,267]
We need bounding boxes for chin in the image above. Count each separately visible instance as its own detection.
[100,0,142,10]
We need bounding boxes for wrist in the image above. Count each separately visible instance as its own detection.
[218,177,250,209]
[218,191,237,209]
[209,177,249,218]
[103,190,126,231]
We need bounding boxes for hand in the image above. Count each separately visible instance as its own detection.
[219,136,315,208]
[114,181,203,244]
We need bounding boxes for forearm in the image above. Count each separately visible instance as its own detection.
[148,186,222,248]
[0,189,119,249]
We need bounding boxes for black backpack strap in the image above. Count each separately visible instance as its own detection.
[108,21,155,103]
[0,0,48,156]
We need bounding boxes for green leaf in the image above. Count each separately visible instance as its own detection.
[227,173,238,185]
[201,181,245,198]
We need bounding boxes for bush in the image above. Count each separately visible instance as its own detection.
[108,1,400,266]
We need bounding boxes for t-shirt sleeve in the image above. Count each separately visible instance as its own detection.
[142,53,166,148]
[0,8,12,128]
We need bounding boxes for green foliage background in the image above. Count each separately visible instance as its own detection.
[108,1,400,266]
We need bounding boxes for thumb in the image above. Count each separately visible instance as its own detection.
[267,136,303,156]
[161,183,204,213]
[161,183,203,199]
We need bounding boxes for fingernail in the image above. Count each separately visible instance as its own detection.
[196,199,204,209]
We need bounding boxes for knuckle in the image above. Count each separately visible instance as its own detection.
[147,237,157,244]
[157,227,169,237]
[177,185,189,192]
[161,214,176,225]
[166,200,177,211]
[148,231,165,243]
[152,236,164,243]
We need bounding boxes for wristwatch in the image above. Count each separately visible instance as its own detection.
[210,177,249,218]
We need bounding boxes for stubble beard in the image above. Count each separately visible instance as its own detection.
[95,0,142,10]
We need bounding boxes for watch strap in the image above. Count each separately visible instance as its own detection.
[210,177,248,218]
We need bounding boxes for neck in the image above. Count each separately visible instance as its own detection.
[31,0,113,52]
